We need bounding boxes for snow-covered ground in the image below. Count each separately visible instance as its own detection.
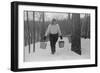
[24,37,90,62]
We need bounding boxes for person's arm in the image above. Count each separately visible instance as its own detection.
[45,24,51,37]
[57,24,63,39]
[57,24,62,36]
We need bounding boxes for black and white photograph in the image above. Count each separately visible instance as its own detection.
[11,1,97,71]
[24,11,90,62]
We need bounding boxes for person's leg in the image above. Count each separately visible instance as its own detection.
[49,34,54,54]
[49,34,58,54]
[52,34,58,53]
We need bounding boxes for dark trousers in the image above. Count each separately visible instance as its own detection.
[49,33,58,54]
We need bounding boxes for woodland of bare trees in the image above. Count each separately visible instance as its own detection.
[24,11,90,53]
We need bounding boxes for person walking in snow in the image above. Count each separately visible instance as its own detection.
[44,19,63,54]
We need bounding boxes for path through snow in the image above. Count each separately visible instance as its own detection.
[24,37,90,62]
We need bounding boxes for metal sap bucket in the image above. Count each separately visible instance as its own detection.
[40,41,47,49]
[59,41,64,48]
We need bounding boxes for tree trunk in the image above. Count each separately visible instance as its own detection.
[33,11,35,52]
[40,12,45,41]
[71,13,81,55]
[26,11,30,53]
